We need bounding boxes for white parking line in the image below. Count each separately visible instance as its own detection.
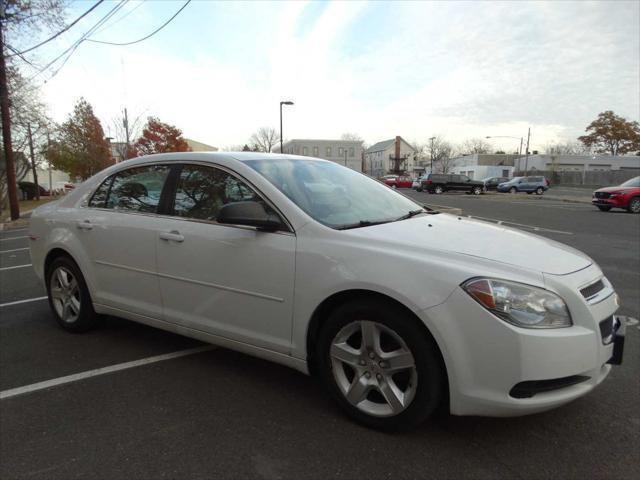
[0,247,29,254]
[0,264,32,271]
[0,236,28,242]
[0,227,28,234]
[0,345,216,400]
[467,215,574,235]
[0,296,48,308]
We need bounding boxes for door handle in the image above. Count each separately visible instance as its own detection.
[159,231,184,243]
[76,220,93,230]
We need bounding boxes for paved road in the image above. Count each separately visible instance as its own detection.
[1,195,638,479]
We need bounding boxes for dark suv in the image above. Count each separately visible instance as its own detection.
[415,173,484,195]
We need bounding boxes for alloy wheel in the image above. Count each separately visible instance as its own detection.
[330,320,418,417]
[630,198,640,213]
[50,266,81,323]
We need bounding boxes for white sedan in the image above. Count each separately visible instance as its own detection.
[29,152,625,430]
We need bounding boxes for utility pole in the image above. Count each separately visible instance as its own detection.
[47,131,52,194]
[0,9,20,220]
[123,107,130,160]
[429,136,436,173]
[27,124,39,200]
[523,127,531,175]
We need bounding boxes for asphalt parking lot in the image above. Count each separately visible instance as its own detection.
[1,193,639,480]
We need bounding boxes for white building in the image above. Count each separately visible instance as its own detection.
[273,139,363,172]
[449,154,518,180]
[185,138,218,152]
[364,136,418,178]
[22,167,71,191]
[514,154,640,173]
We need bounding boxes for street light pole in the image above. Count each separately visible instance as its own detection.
[279,101,294,154]
[485,134,525,172]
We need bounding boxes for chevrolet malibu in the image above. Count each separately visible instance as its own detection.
[29,153,625,430]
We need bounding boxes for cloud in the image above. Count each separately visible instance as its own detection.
[38,0,639,152]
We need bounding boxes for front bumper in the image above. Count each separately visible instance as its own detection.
[592,197,627,208]
[421,265,622,417]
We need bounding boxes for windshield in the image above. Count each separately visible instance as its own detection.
[245,159,423,229]
[619,177,640,188]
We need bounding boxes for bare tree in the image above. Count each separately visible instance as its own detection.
[110,109,145,161]
[250,127,279,153]
[461,138,491,155]
[1,67,51,209]
[425,136,456,173]
[545,141,591,155]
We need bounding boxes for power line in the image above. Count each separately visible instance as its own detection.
[86,0,191,46]
[93,0,147,36]
[6,0,105,57]
[5,44,41,70]
[32,1,128,83]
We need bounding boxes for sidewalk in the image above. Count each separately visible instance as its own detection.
[0,210,33,231]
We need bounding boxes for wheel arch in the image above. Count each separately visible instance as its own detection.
[44,247,79,277]
[305,289,449,401]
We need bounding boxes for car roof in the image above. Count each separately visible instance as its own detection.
[112,151,332,167]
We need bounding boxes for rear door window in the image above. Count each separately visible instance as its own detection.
[106,165,171,213]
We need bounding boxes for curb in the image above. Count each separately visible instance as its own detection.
[538,196,592,205]
[0,209,33,231]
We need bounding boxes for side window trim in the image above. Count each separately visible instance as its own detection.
[88,174,115,209]
[157,164,183,216]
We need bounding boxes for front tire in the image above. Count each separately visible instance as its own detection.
[597,206,611,212]
[316,299,445,431]
[509,187,517,194]
[628,197,640,214]
[46,256,99,333]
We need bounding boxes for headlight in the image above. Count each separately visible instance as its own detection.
[462,278,572,328]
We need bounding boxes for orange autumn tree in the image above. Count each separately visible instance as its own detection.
[48,98,112,180]
[133,117,191,156]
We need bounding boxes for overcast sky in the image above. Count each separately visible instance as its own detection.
[18,0,640,152]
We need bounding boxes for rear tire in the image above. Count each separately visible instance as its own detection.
[434,185,444,194]
[46,256,100,333]
[316,299,445,431]
[628,197,640,213]
[596,206,611,212]
[472,186,482,195]
[535,187,544,195]
[416,187,423,192]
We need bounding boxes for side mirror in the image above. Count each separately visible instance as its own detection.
[217,201,284,232]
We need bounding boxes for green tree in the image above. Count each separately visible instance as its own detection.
[48,98,111,180]
[578,111,640,156]
[133,117,190,156]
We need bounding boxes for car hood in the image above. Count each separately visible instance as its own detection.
[346,214,591,275]
[595,186,637,194]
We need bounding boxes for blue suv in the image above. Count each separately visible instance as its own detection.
[497,176,549,195]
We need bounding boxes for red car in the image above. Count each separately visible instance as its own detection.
[383,175,413,189]
[592,176,640,213]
